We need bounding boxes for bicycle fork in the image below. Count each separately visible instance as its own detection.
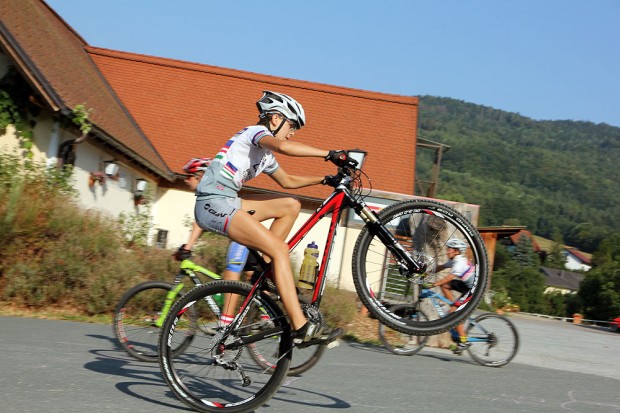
[359,205,426,275]
[155,283,185,327]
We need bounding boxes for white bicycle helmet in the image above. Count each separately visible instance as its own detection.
[256,91,306,129]
[446,238,468,253]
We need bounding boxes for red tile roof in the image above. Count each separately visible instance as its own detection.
[0,0,170,177]
[3,0,418,198]
[565,247,592,265]
[509,229,542,252]
[86,47,418,199]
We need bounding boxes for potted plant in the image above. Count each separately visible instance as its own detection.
[88,171,106,187]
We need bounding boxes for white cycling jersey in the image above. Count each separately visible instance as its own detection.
[196,125,280,199]
[442,254,475,287]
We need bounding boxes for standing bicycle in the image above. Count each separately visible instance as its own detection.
[379,286,519,367]
[158,148,490,412]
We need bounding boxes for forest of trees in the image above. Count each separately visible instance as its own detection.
[416,96,620,253]
[415,96,620,321]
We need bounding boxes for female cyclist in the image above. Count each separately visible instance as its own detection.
[184,91,353,344]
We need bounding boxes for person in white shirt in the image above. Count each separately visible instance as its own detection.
[430,238,475,352]
[183,91,354,344]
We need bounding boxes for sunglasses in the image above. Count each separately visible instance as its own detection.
[277,114,298,131]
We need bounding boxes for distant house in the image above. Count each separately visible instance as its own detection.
[562,248,592,272]
[532,236,592,272]
[540,267,584,294]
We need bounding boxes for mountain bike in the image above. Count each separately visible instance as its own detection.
[113,258,325,375]
[379,287,519,367]
[158,154,490,412]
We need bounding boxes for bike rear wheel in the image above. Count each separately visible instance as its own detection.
[113,281,193,362]
[247,295,326,376]
[158,281,292,413]
[353,199,489,335]
[379,305,429,355]
[466,313,519,367]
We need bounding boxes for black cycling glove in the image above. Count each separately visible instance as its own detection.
[325,150,347,165]
[325,150,358,168]
[172,244,192,261]
[321,175,340,187]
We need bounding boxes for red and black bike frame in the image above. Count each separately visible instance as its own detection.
[227,178,426,348]
[258,179,424,306]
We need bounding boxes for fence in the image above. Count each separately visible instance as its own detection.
[519,312,613,328]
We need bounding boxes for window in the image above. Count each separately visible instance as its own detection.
[57,139,76,168]
[155,229,168,249]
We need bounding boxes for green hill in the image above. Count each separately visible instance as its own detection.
[416,96,620,253]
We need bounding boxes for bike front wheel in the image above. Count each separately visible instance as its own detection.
[158,281,292,413]
[466,313,519,367]
[113,281,193,362]
[353,199,489,336]
[379,305,429,356]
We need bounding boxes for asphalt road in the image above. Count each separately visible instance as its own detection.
[1,313,619,413]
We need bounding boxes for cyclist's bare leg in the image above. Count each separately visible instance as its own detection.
[220,269,242,318]
[241,194,301,241]
[220,195,299,323]
[443,287,467,340]
[227,209,307,330]
[440,285,455,303]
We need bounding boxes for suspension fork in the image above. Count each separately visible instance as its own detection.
[352,198,425,274]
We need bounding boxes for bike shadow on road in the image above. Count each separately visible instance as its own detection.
[82,333,351,411]
[265,381,351,411]
[346,340,477,366]
[83,334,196,411]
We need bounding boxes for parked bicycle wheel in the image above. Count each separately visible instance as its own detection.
[159,281,292,413]
[247,296,326,376]
[466,313,519,367]
[379,305,429,355]
[113,281,193,362]
[353,199,489,336]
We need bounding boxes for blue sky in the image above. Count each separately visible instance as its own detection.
[46,0,620,127]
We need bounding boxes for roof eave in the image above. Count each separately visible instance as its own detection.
[0,21,64,111]
[86,123,174,181]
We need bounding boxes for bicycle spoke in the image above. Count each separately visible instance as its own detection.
[466,313,519,367]
[379,306,429,355]
[114,282,193,362]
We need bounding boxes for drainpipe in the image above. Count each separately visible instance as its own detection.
[46,120,60,167]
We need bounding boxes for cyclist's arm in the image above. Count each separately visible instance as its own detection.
[258,135,329,158]
[184,221,203,250]
[432,273,455,287]
[268,168,324,189]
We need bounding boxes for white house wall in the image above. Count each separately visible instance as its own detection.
[153,187,196,247]
[1,111,154,231]
[564,255,591,272]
